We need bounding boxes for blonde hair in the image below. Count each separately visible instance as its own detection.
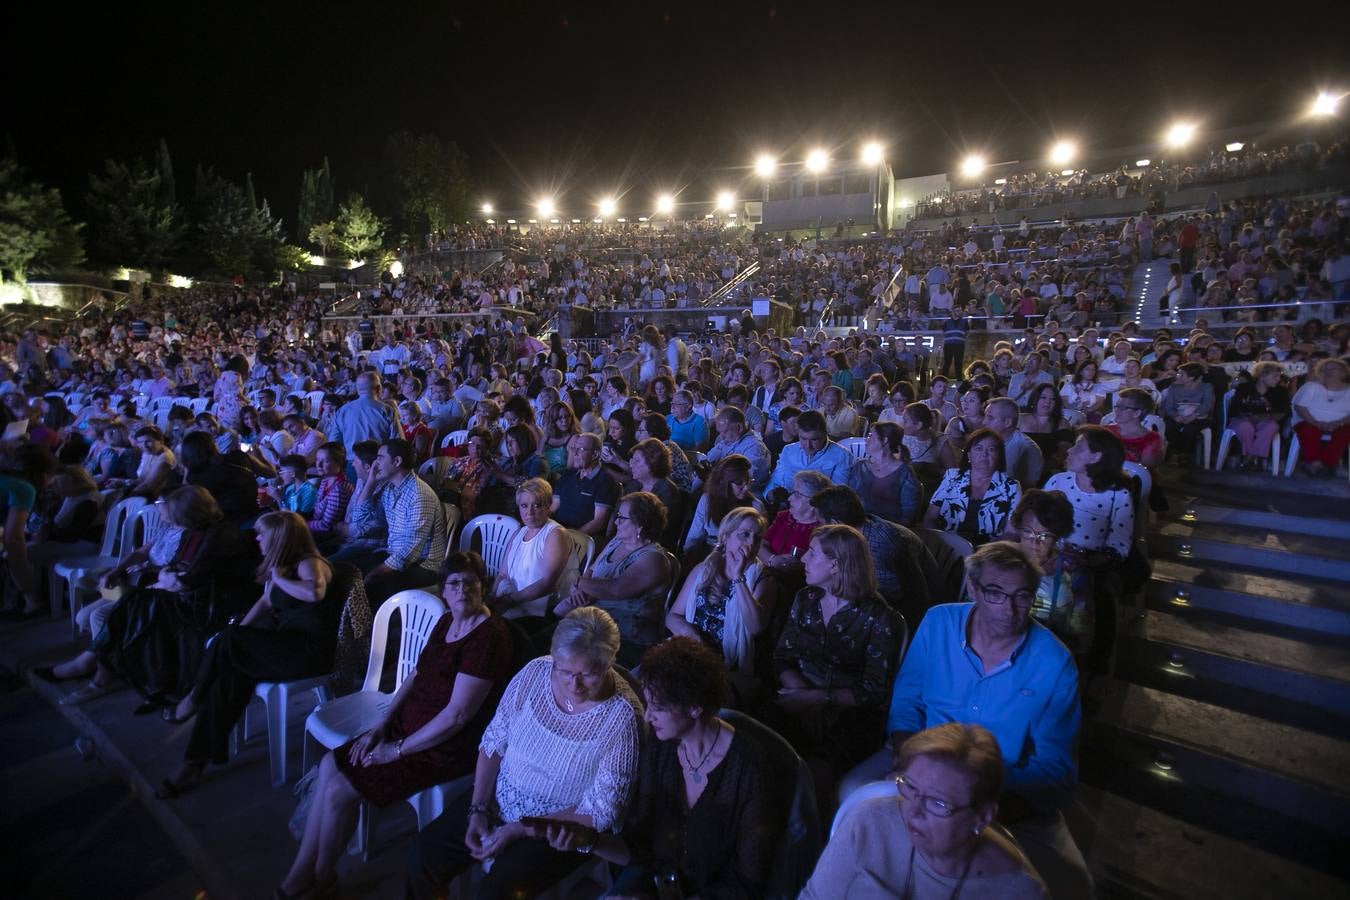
[254,511,322,582]
[897,723,1005,807]
[698,507,766,600]
[515,476,553,507]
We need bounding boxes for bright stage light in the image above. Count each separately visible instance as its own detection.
[656,194,675,214]
[805,149,829,173]
[716,191,734,211]
[961,155,986,178]
[536,198,556,218]
[1165,122,1196,148]
[598,197,617,217]
[755,154,777,178]
[1049,140,1076,166]
[1311,91,1341,117]
[481,203,494,215]
[861,142,884,165]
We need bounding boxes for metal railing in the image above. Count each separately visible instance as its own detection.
[701,260,761,307]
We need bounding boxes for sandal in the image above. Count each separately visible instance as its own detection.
[161,704,197,725]
[155,762,205,799]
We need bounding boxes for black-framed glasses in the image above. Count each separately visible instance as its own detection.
[895,775,973,818]
[612,513,632,523]
[443,578,481,592]
[976,581,1035,607]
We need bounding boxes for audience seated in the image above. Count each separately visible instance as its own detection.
[924,428,1022,545]
[491,477,577,630]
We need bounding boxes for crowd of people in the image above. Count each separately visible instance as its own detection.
[914,139,1347,220]
[0,184,1348,899]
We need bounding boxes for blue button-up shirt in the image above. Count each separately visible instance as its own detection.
[887,603,1080,797]
[705,431,772,490]
[767,440,858,493]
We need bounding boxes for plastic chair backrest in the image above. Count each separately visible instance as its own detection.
[719,709,822,897]
[361,590,445,693]
[917,527,974,604]
[839,436,868,460]
[458,514,523,575]
[442,502,463,553]
[663,550,682,611]
[190,397,210,414]
[566,529,595,574]
[442,429,469,448]
[134,503,174,551]
[305,390,326,419]
[418,456,453,489]
[102,496,147,558]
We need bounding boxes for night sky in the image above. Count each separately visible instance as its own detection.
[8,0,1348,227]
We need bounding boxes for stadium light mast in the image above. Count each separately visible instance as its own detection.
[655,194,675,215]
[1049,140,1077,166]
[754,153,777,178]
[861,141,884,165]
[805,149,829,173]
[1164,122,1197,149]
[960,154,986,178]
[598,197,617,218]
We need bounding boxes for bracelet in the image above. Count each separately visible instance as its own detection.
[395,738,404,759]
[467,802,492,820]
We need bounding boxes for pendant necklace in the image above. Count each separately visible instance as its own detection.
[680,723,720,784]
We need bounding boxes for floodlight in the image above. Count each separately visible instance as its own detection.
[716,191,734,211]
[1311,91,1340,117]
[1135,159,1151,167]
[1049,140,1076,166]
[481,203,494,215]
[1225,142,1244,152]
[805,149,829,173]
[755,154,777,178]
[536,198,556,218]
[1165,122,1196,148]
[961,155,986,178]
[598,197,617,217]
[861,142,884,165]
[656,194,675,214]
[389,260,404,278]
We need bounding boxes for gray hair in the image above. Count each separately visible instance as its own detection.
[965,541,1042,591]
[551,606,621,668]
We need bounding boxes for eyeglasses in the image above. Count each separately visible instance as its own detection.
[976,581,1035,607]
[443,578,481,592]
[612,513,632,523]
[895,775,973,818]
[1021,530,1057,546]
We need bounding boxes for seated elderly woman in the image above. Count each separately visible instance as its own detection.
[556,491,674,668]
[538,637,776,898]
[405,607,643,900]
[764,524,903,771]
[924,428,1022,545]
[276,551,513,899]
[758,468,831,574]
[490,478,578,631]
[801,723,1047,899]
[1225,361,1289,470]
[1010,490,1088,654]
[1292,357,1350,476]
[615,437,683,549]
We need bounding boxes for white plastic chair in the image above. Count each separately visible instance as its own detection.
[50,496,147,632]
[441,429,469,449]
[303,590,446,858]
[417,456,453,491]
[234,676,333,787]
[189,397,210,414]
[305,390,327,419]
[458,514,523,574]
[838,436,868,460]
[55,500,165,635]
[1214,390,1281,474]
[1121,460,1152,541]
[442,502,463,554]
[566,528,596,575]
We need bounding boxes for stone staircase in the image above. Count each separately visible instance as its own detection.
[1127,258,1176,329]
[1077,468,1350,899]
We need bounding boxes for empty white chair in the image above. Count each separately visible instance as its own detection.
[838,436,868,460]
[458,514,522,574]
[303,590,446,858]
[50,496,147,632]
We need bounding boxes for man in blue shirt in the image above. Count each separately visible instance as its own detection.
[766,410,857,496]
[704,406,770,490]
[666,389,709,453]
[839,541,1091,898]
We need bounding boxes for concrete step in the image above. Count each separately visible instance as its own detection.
[1074,784,1349,900]
[1158,466,1350,501]
[1115,608,1350,739]
[1146,526,1350,583]
[1160,502,1350,541]
[1148,558,1350,635]
[1082,681,1350,871]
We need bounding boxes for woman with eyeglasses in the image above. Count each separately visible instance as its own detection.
[1010,491,1088,654]
[802,723,1047,899]
[1105,388,1164,469]
[406,607,642,900]
[276,551,513,900]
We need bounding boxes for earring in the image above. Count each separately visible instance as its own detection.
[973,827,981,836]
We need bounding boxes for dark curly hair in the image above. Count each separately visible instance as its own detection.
[638,636,727,714]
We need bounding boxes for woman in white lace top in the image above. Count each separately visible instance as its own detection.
[406,607,643,900]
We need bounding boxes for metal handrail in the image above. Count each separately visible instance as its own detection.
[701,260,761,308]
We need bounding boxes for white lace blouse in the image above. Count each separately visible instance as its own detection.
[480,656,642,832]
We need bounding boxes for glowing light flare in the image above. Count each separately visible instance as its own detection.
[861,142,884,165]
[655,194,675,215]
[805,149,829,173]
[960,155,986,178]
[1310,91,1341,117]
[388,260,404,278]
[1135,159,1152,168]
[715,191,735,211]
[1049,140,1077,166]
[598,197,617,217]
[535,198,556,218]
[481,203,494,215]
[754,154,777,178]
[1225,142,1244,152]
[1165,122,1197,148]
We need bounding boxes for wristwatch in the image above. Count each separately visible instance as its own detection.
[576,830,596,855]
